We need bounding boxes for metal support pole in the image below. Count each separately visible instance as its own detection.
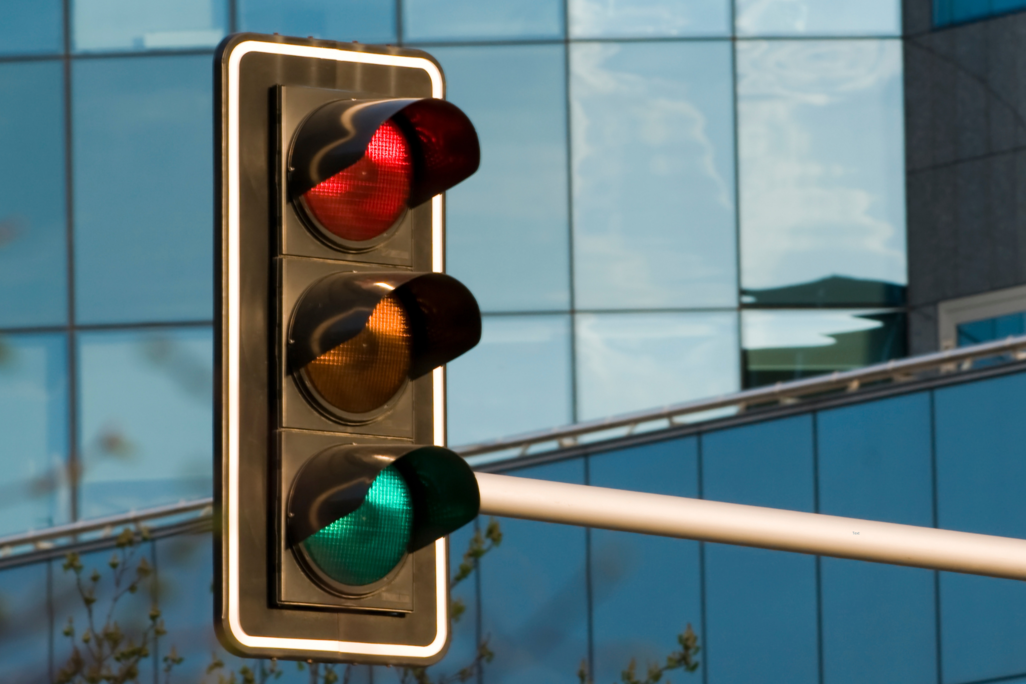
[476,472,1026,581]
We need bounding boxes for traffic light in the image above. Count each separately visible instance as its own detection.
[214,34,482,665]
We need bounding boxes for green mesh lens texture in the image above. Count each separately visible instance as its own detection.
[301,465,413,586]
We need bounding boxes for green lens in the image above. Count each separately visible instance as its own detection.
[301,465,413,586]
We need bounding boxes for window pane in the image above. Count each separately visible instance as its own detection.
[738,40,906,305]
[447,315,571,445]
[736,0,901,36]
[238,0,396,43]
[72,0,227,52]
[935,372,1026,683]
[569,0,729,38]
[0,563,52,682]
[589,440,702,684]
[741,309,906,387]
[957,311,1026,346]
[77,327,212,519]
[702,416,817,684]
[436,44,570,313]
[0,61,67,327]
[817,394,937,684]
[575,312,739,420]
[0,0,63,56]
[932,0,1024,27]
[481,459,587,684]
[73,56,213,324]
[571,42,737,310]
[0,333,69,535]
[403,0,563,41]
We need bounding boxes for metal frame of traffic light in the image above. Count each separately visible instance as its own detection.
[214,34,480,665]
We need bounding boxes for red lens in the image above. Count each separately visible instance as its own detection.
[301,119,413,243]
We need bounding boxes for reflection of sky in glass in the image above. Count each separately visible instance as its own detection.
[589,441,702,684]
[737,40,906,293]
[78,327,212,519]
[818,395,936,684]
[742,309,888,349]
[481,459,587,684]
[403,0,563,41]
[736,0,901,36]
[569,0,729,38]
[436,45,570,313]
[239,0,396,43]
[0,62,67,328]
[935,373,1026,682]
[575,312,738,420]
[703,417,818,684]
[0,334,68,534]
[571,42,737,310]
[0,0,62,55]
[72,0,227,51]
[73,56,213,324]
[447,315,572,445]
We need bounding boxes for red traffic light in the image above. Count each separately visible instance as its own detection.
[289,98,480,250]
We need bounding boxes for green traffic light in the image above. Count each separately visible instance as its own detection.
[300,465,413,586]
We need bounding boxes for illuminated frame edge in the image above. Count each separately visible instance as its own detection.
[225,38,448,658]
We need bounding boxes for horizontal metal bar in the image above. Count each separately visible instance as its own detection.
[0,497,213,551]
[476,472,1026,580]
[459,334,1026,461]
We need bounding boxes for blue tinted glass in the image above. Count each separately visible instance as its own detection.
[702,417,817,684]
[934,0,1009,26]
[435,44,570,313]
[569,0,729,37]
[403,0,563,41]
[480,459,587,684]
[73,56,213,324]
[935,372,1026,682]
[575,312,739,420]
[0,333,69,534]
[238,0,396,43]
[742,310,906,386]
[589,440,702,684]
[818,394,933,525]
[821,560,936,684]
[0,562,52,682]
[817,395,937,683]
[77,327,212,519]
[0,61,67,327]
[72,0,227,52]
[738,40,906,303]
[571,41,736,310]
[735,0,901,36]
[957,311,1026,346]
[447,315,572,445]
[0,1,63,55]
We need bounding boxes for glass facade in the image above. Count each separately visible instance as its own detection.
[0,1,907,488]
[0,0,932,681]
[5,364,1026,683]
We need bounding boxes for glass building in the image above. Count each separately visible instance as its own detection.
[1,0,1025,682]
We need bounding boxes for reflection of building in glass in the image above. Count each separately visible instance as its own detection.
[2,0,1026,682]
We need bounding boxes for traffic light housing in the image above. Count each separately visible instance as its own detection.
[214,34,482,665]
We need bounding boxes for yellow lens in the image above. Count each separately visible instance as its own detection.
[305,295,412,414]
